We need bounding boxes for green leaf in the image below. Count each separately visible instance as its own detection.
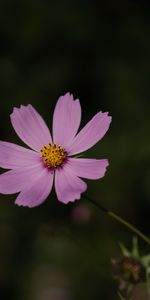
[131,236,140,259]
[119,242,130,257]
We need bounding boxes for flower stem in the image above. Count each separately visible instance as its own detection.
[84,195,150,246]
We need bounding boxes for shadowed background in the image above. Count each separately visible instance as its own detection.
[0,0,150,299]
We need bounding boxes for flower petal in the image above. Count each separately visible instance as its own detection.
[55,164,87,204]
[67,158,109,179]
[0,162,46,194]
[66,112,112,155]
[15,168,53,208]
[10,104,52,151]
[52,93,81,147]
[0,141,40,169]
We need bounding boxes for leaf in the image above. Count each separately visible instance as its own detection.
[131,236,140,259]
[119,242,130,257]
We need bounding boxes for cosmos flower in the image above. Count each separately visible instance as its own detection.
[0,93,112,207]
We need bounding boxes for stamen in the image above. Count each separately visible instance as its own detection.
[40,142,66,168]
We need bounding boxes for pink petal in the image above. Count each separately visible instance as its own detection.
[0,141,40,169]
[66,112,112,155]
[10,105,52,151]
[15,168,53,208]
[0,162,46,194]
[67,158,109,179]
[52,93,81,147]
[55,163,87,204]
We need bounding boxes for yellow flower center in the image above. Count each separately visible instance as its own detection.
[40,142,66,168]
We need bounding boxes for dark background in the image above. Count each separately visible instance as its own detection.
[0,0,150,299]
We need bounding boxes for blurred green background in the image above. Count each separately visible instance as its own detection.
[0,0,150,299]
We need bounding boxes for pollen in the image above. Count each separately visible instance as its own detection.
[40,142,66,168]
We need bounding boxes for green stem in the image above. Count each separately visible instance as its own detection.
[108,211,150,246]
[84,195,150,246]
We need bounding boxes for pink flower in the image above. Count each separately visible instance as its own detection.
[0,93,112,207]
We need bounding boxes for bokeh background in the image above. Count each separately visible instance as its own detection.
[0,0,150,299]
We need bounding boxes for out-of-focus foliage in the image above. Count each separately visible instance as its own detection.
[0,0,150,299]
[112,237,150,299]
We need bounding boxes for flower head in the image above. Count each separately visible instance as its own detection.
[111,237,148,299]
[0,93,112,207]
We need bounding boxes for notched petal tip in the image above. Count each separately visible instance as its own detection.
[98,159,110,179]
[10,104,32,115]
[15,199,34,208]
[15,200,25,207]
[61,183,87,205]
[103,159,109,174]
[66,110,112,155]
[59,92,80,103]
[67,158,109,181]
[64,91,71,96]
[53,92,81,147]
[104,112,112,124]
[104,159,109,167]
[100,111,112,119]
[10,103,52,150]
[10,107,17,117]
